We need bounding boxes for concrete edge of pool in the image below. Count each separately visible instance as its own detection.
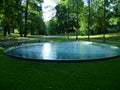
[3,52,120,62]
[4,41,120,62]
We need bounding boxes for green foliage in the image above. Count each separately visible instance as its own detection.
[0,0,120,36]
[56,0,120,35]
[46,18,58,35]
[0,0,45,37]
[88,0,120,34]
[54,0,84,35]
[55,3,68,34]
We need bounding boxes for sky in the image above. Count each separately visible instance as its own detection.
[42,0,59,21]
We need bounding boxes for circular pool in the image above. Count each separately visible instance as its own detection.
[4,41,120,61]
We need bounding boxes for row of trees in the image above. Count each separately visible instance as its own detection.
[48,0,120,35]
[0,0,45,37]
[0,0,120,36]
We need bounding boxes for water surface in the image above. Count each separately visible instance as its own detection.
[4,41,120,61]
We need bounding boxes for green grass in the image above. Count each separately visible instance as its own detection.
[0,33,120,90]
[60,32,120,42]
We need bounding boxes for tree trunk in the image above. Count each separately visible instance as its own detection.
[24,0,29,37]
[67,0,70,39]
[88,0,90,41]
[12,26,15,33]
[3,25,7,36]
[103,0,106,43]
[19,26,23,37]
[8,25,11,35]
[76,0,79,40]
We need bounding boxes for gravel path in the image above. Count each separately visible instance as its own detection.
[0,36,66,46]
[0,35,119,46]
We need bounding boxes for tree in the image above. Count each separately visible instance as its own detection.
[88,0,90,41]
[28,0,45,35]
[55,3,68,34]
[23,0,44,36]
[0,0,44,37]
[1,0,18,36]
[55,0,83,35]
[47,18,58,35]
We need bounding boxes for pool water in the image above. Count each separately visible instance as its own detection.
[4,41,120,61]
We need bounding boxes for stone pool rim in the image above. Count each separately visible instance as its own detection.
[4,41,120,62]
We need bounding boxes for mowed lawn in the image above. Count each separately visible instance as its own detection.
[0,33,120,90]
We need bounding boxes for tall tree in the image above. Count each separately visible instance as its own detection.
[88,0,90,41]
[24,0,29,37]
[103,0,106,42]
[16,0,23,37]
[1,0,18,36]
[55,0,83,35]
[47,18,57,35]
[55,3,68,34]
[0,0,44,36]
[75,0,79,40]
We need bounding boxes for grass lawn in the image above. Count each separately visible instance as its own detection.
[0,33,120,90]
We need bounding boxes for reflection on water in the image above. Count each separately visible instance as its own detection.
[42,43,51,59]
[5,41,120,61]
[42,43,57,59]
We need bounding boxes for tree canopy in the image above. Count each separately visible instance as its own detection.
[0,0,45,36]
[0,0,120,36]
[48,0,120,35]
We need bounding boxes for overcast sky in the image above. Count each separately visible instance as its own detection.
[42,0,59,21]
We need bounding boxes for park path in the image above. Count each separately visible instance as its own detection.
[0,36,65,46]
[92,40,120,44]
[0,35,120,46]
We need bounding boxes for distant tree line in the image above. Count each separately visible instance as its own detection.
[0,0,45,37]
[0,0,120,36]
[47,0,120,35]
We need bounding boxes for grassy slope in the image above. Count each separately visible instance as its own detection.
[0,33,120,90]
